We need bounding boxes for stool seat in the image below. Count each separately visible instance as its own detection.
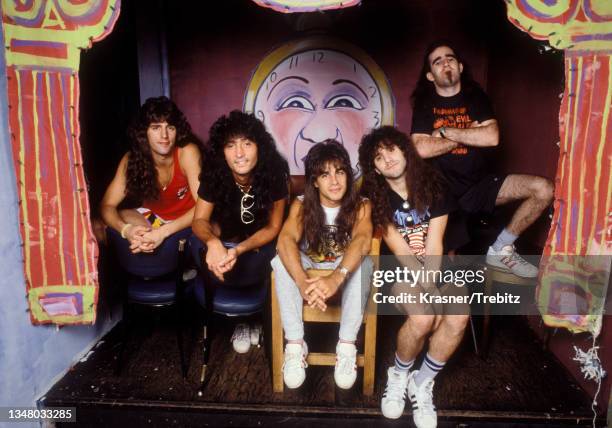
[127,275,177,305]
[191,275,267,316]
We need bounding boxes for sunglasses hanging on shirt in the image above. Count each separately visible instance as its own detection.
[236,182,255,224]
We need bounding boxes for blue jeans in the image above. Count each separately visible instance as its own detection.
[188,235,276,287]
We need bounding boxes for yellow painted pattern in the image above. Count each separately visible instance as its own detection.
[506,0,612,52]
[28,285,96,324]
[2,0,120,70]
[15,71,31,284]
[563,57,582,252]
[45,75,67,284]
[575,57,593,252]
[32,70,48,285]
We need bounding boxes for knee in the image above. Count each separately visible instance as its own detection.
[532,178,554,204]
[442,315,470,336]
[407,315,436,338]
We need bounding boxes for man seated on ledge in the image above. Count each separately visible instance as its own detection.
[272,141,373,391]
[100,96,201,257]
[360,126,469,428]
[192,110,288,354]
[410,40,554,277]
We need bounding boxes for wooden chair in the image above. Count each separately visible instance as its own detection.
[270,237,380,395]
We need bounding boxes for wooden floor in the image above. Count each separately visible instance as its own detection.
[43,305,605,427]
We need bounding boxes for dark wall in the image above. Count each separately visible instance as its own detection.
[166,0,560,249]
[79,0,140,215]
[167,0,493,140]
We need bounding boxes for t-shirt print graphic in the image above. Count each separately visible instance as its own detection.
[432,106,473,155]
[393,207,431,258]
[306,224,346,263]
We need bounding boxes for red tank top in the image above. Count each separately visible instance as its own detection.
[142,147,195,221]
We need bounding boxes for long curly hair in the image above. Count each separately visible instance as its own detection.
[201,110,289,223]
[359,126,444,231]
[125,96,196,202]
[303,141,359,254]
[410,40,482,108]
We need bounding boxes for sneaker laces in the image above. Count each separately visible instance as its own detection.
[336,352,356,375]
[416,379,436,414]
[383,370,407,401]
[231,324,250,343]
[283,350,307,371]
[505,246,531,266]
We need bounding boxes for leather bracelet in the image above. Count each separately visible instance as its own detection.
[120,223,132,239]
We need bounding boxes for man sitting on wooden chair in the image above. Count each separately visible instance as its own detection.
[272,141,373,390]
[360,126,470,428]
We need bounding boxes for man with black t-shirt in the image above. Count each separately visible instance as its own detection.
[192,111,289,354]
[360,126,469,427]
[411,41,553,278]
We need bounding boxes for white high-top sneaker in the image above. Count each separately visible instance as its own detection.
[283,342,308,389]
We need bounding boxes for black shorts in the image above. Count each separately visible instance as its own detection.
[458,173,507,214]
[443,173,507,252]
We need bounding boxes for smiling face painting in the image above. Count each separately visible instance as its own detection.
[245,37,395,176]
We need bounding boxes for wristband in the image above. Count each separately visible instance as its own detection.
[120,223,132,239]
[439,126,446,138]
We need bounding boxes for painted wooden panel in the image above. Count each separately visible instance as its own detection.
[1,0,120,324]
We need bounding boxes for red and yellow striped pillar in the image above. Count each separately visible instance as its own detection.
[507,0,611,333]
[2,0,120,324]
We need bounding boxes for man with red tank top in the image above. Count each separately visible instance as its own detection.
[101,97,201,253]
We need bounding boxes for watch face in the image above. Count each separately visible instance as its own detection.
[245,36,395,176]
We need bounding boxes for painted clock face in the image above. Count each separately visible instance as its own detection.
[245,37,395,176]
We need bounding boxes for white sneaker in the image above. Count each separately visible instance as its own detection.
[250,323,262,347]
[486,245,539,278]
[407,370,437,428]
[231,323,251,354]
[334,342,357,389]
[381,366,409,419]
[283,342,308,389]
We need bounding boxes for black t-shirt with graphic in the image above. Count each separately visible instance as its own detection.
[411,87,495,197]
[198,172,288,242]
[381,187,449,258]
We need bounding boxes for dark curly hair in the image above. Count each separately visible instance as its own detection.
[359,126,444,231]
[303,141,360,254]
[411,40,482,108]
[201,110,289,224]
[125,96,196,202]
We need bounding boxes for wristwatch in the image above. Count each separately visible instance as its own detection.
[338,266,350,278]
[439,126,446,138]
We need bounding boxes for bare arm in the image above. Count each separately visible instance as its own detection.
[382,223,425,273]
[436,119,499,148]
[412,119,499,159]
[412,133,459,159]
[423,214,447,275]
[276,199,308,289]
[235,198,286,255]
[192,197,227,280]
[100,154,130,233]
[305,200,373,304]
[334,200,373,279]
